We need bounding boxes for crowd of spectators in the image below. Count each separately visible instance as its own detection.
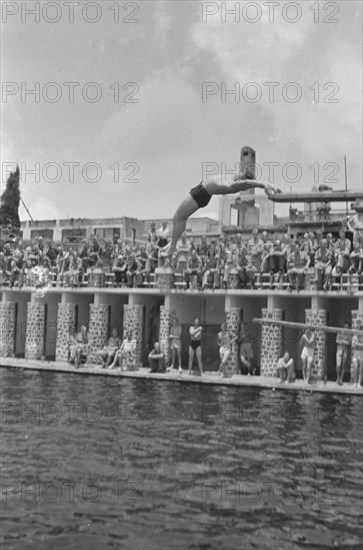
[1,221,362,292]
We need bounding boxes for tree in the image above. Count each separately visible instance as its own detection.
[0,166,21,231]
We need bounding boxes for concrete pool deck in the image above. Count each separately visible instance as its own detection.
[1,358,363,395]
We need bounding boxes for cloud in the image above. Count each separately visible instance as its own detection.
[189,1,362,187]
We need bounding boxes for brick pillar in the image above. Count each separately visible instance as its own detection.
[159,306,173,366]
[88,304,110,355]
[0,302,17,357]
[55,304,77,362]
[260,308,283,376]
[351,310,363,381]
[123,304,144,368]
[305,309,327,380]
[224,307,241,377]
[25,302,47,360]
[155,268,175,290]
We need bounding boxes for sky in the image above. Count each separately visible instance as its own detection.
[1,0,362,222]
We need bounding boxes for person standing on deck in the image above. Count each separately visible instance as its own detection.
[187,318,204,377]
[167,317,183,374]
[335,322,351,385]
[239,321,255,375]
[352,320,363,387]
[299,328,315,384]
[217,323,237,376]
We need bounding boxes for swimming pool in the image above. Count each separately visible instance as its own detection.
[1,368,362,549]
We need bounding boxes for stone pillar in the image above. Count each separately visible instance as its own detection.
[305,309,327,380]
[260,308,283,376]
[159,306,173,366]
[123,304,144,369]
[351,310,363,380]
[224,307,241,377]
[25,302,47,360]
[55,304,77,362]
[0,302,17,357]
[155,268,175,290]
[88,304,110,355]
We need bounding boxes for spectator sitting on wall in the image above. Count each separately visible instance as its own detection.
[271,239,286,289]
[287,243,310,292]
[148,342,165,373]
[7,258,22,288]
[260,231,273,272]
[64,250,83,287]
[347,210,363,249]
[185,249,203,289]
[276,351,295,383]
[136,245,148,281]
[202,251,218,289]
[88,236,101,267]
[112,255,127,286]
[79,239,90,271]
[109,330,136,370]
[334,229,351,280]
[45,241,58,266]
[126,254,142,288]
[27,241,40,266]
[348,242,363,291]
[314,239,333,291]
[22,258,34,286]
[94,328,122,368]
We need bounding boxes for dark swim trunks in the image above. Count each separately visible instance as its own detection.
[190,340,201,351]
[190,182,212,208]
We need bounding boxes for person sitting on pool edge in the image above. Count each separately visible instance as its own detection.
[69,325,89,369]
[148,342,166,373]
[276,351,295,383]
[109,330,137,370]
[94,327,122,368]
[165,146,282,256]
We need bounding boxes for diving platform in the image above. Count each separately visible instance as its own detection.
[269,190,363,203]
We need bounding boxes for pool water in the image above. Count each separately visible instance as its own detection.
[1,368,362,550]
